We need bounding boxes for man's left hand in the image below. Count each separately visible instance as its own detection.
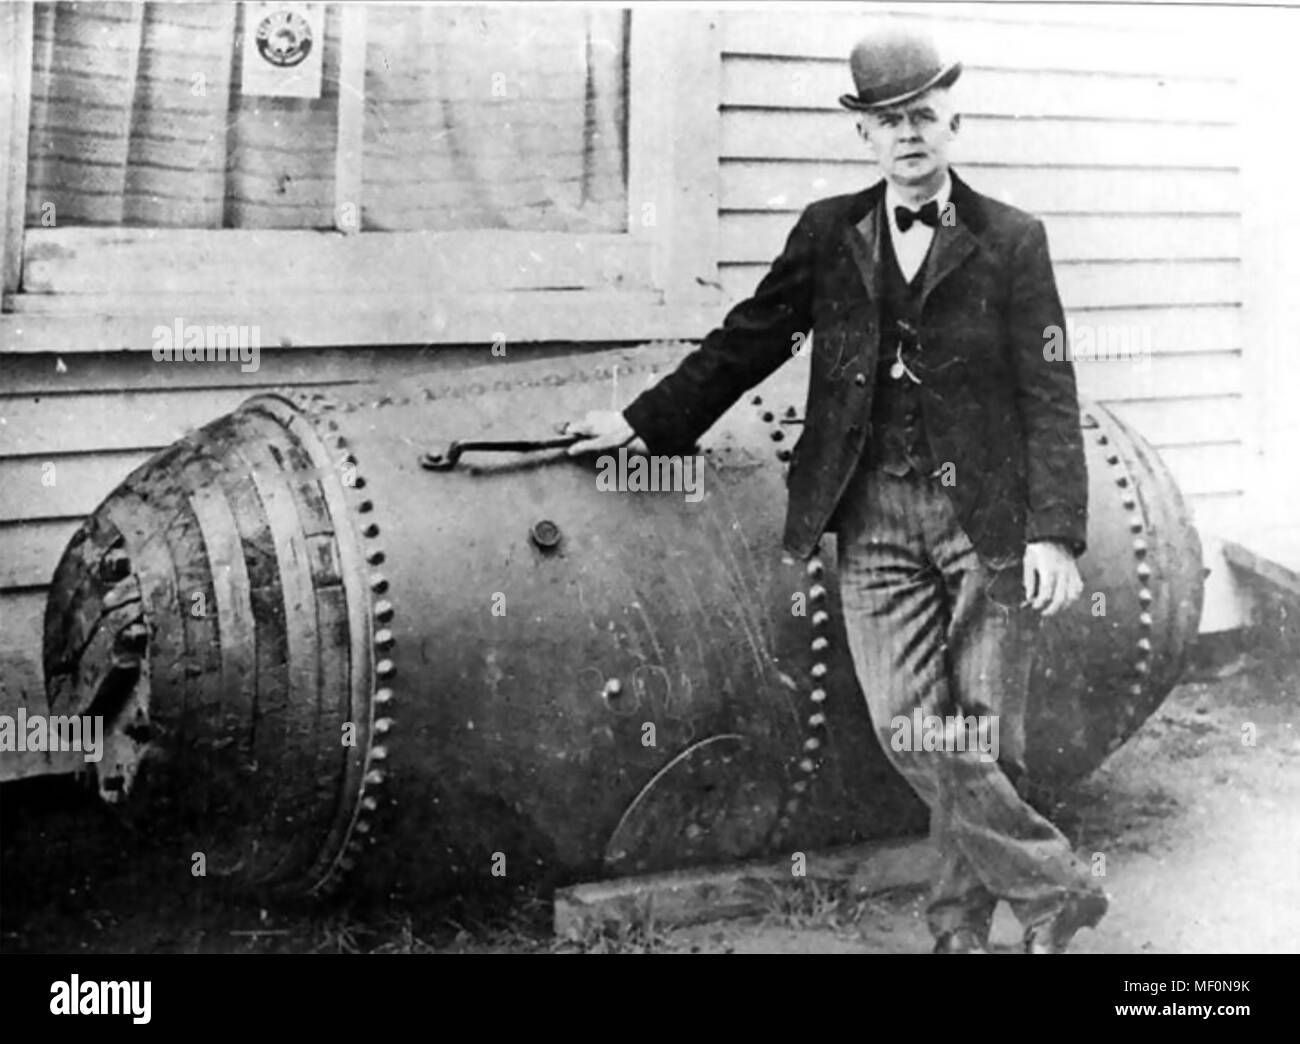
[1023,541,1083,616]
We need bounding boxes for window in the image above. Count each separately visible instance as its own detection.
[1,2,721,349]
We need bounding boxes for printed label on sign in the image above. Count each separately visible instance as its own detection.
[241,2,323,99]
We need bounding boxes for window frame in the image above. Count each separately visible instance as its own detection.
[0,4,723,352]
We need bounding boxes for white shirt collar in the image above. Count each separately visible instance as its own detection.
[885,171,952,235]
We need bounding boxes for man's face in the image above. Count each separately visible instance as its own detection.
[856,88,960,189]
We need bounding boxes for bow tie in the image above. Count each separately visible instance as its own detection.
[894,200,940,232]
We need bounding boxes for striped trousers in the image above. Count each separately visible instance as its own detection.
[834,465,1103,937]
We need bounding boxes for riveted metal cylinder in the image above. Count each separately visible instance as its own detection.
[41,347,1202,899]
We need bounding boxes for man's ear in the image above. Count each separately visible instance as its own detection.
[949,112,962,135]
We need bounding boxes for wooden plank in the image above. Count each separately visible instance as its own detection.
[334,4,366,233]
[721,8,1240,79]
[21,228,653,296]
[721,110,1238,170]
[0,589,45,707]
[0,295,727,353]
[0,388,252,456]
[0,451,150,523]
[721,57,1237,124]
[1074,351,1241,402]
[0,518,79,589]
[0,342,574,394]
[720,212,1241,265]
[720,259,1242,309]
[1149,443,1247,498]
[1221,529,1300,600]
[554,836,937,939]
[1,1,34,293]
[720,162,1239,215]
[1101,397,1244,448]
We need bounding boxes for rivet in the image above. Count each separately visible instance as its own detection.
[376,659,396,678]
[374,717,393,734]
[785,406,798,418]
[530,519,563,550]
[761,411,775,423]
[374,687,394,704]
[808,584,827,603]
[603,678,622,698]
[785,798,801,814]
[809,712,826,727]
[370,745,388,761]
[771,429,784,442]
[810,663,828,680]
[1138,613,1153,629]
[1106,453,1120,465]
[374,600,394,622]
[799,758,816,773]
[333,435,348,449]
[776,817,791,832]
[811,637,829,653]
[326,419,339,431]
[777,448,792,462]
[1115,475,1129,488]
[366,549,386,565]
[338,856,356,872]
[358,499,374,513]
[355,820,371,834]
[811,610,830,628]
[362,522,380,538]
[1136,564,1152,580]
[1135,660,1150,675]
[1121,495,1136,509]
[1133,539,1148,556]
[1136,638,1152,653]
[1096,432,1108,443]
[803,737,820,752]
[1138,588,1153,605]
[340,453,357,467]
[1129,517,1144,533]
[806,559,824,579]
[751,395,763,405]
[374,628,394,649]
[361,795,379,811]
[810,688,827,704]
[370,574,389,593]
[791,780,808,794]
[1128,683,1143,697]
[364,769,385,786]
[352,476,366,489]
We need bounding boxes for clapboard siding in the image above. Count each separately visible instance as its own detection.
[716,5,1245,606]
[0,6,1254,713]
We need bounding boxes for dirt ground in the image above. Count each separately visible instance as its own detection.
[3,622,1297,955]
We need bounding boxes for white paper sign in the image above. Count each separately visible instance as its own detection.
[240,2,323,99]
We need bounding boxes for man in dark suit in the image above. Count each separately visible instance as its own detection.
[565,27,1108,954]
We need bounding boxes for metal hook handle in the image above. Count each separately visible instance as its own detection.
[420,434,583,471]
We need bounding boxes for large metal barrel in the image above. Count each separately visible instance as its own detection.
[41,345,1203,900]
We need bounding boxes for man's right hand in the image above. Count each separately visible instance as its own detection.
[562,410,646,456]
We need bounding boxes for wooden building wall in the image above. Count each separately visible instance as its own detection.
[0,4,1253,756]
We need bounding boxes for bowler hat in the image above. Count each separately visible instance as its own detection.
[838,28,961,111]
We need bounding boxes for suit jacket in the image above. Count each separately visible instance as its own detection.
[622,170,1088,564]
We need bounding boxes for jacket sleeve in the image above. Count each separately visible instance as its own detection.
[1007,219,1089,557]
[622,207,819,456]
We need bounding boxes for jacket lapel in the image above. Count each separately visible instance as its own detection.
[918,171,983,310]
[917,214,979,311]
[845,201,883,305]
